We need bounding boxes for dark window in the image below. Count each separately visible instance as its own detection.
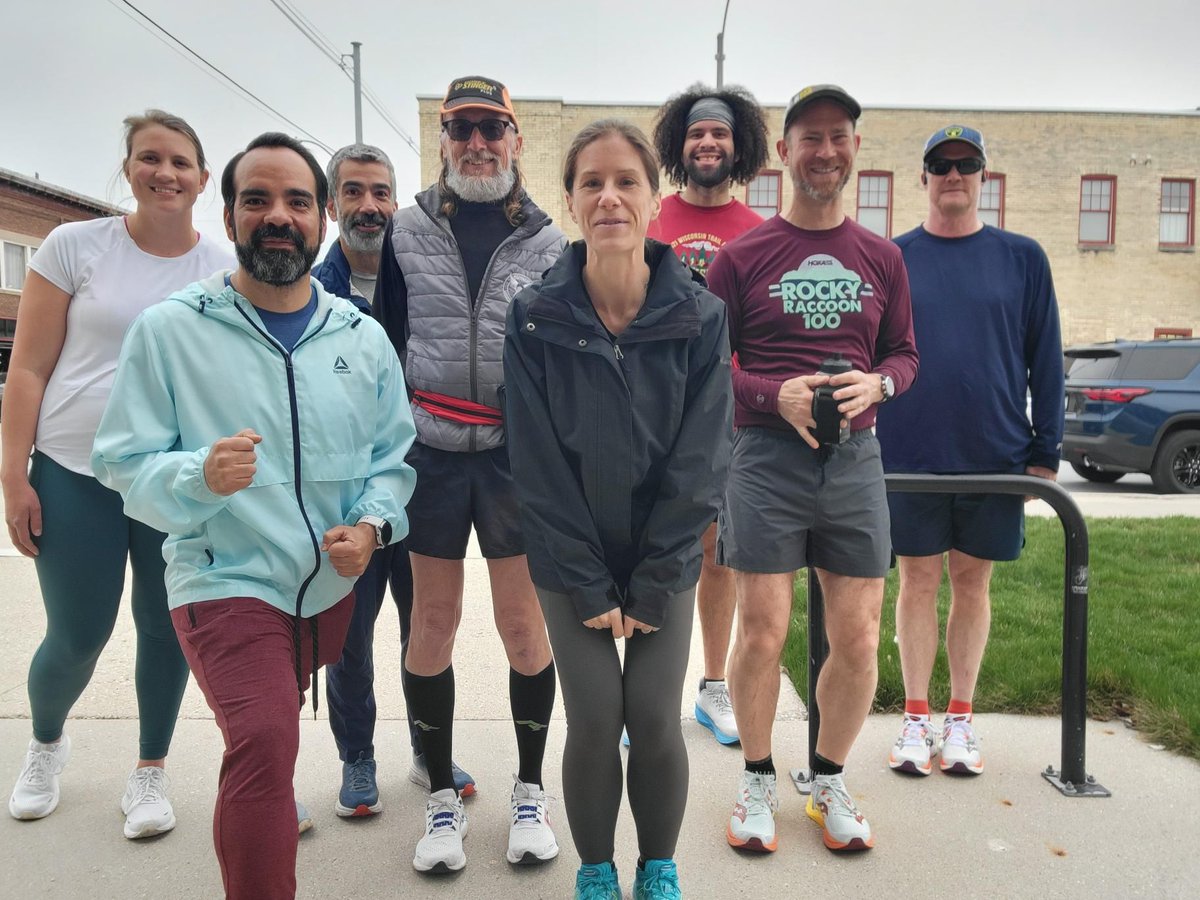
[1065,352,1123,380]
[1121,347,1200,380]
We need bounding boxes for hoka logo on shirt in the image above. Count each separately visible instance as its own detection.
[769,254,873,330]
[333,356,351,375]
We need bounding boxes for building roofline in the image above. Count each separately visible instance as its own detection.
[417,94,1200,117]
[0,167,128,217]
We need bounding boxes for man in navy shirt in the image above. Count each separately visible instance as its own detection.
[876,125,1063,778]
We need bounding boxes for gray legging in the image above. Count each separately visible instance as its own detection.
[538,587,695,865]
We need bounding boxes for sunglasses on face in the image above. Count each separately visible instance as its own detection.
[924,157,985,176]
[441,118,513,142]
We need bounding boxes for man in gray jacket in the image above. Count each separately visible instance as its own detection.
[373,75,566,875]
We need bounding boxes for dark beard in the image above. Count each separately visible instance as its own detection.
[686,156,733,189]
[234,224,319,287]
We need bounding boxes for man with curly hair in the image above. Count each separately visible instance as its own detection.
[646,84,770,749]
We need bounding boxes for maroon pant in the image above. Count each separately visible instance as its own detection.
[172,595,353,900]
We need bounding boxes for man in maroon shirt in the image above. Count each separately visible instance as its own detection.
[646,84,771,748]
[707,85,918,856]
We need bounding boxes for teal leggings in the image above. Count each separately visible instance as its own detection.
[27,452,188,759]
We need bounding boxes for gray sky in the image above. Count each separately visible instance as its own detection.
[4,0,1197,245]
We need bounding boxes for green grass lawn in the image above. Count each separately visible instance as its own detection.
[781,517,1200,758]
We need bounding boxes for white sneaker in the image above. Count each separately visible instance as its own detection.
[506,777,559,864]
[413,788,468,873]
[121,766,176,839]
[888,715,936,775]
[806,773,874,851]
[695,679,740,745]
[940,715,984,774]
[9,735,71,820]
[726,770,778,852]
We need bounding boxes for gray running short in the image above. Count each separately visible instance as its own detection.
[716,427,891,577]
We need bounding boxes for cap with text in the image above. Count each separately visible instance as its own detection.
[923,125,986,161]
[440,76,519,131]
[783,84,862,130]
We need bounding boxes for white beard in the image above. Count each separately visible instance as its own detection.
[445,161,516,203]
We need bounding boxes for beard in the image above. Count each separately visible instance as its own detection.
[443,151,517,204]
[795,169,851,204]
[685,155,733,189]
[234,223,319,288]
[338,209,389,254]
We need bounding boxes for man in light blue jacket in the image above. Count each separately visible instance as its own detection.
[92,132,416,900]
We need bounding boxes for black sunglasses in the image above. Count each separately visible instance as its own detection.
[441,118,514,142]
[924,157,985,176]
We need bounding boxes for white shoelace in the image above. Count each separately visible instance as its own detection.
[943,716,977,749]
[741,774,778,815]
[425,797,462,835]
[707,683,734,714]
[897,717,933,749]
[814,775,859,817]
[20,747,65,790]
[127,767,169,807]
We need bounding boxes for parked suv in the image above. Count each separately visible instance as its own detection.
[1062,338,1200,493]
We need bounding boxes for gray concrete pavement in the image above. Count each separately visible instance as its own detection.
[2,461,1198,898]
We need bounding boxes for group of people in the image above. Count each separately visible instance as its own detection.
[2,72,1063,900]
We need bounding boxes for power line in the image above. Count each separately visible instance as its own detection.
[267,0,420,156]
[109,0,334,153]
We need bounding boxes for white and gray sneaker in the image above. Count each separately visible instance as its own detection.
[121,766,176,839]
[413,788,469,873]
[506,777,559,864]
[695,678,740,745]
[9,735,71,820]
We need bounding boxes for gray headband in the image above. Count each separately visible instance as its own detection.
[686,97,735,130]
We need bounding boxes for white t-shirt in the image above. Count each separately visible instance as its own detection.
[29,217,235,475]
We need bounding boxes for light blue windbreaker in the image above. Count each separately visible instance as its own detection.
[92,271,417,619]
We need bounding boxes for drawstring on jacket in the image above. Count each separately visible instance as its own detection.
[292,616,321,717]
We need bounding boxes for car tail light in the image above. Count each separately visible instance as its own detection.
[1081,387,1152,403]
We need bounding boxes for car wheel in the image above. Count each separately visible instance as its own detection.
[1069,461,1124,484]
[1150,429,1200,494]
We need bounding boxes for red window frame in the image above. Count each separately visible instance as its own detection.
[1159,178,1195,249]
[1078,175,1117,247]
[745,169,783,218]
[977,172,1006,229]
[856,171,892,238]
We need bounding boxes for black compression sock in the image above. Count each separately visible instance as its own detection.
[402,665,456,793]
[510,661,556,787]
[744,754,775,776]
[812,752,844,776]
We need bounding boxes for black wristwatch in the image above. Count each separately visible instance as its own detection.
[358,515,392,550]
[878,374,895,403]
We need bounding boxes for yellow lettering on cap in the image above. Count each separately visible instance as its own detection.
[455,79,496,95]
[945,126,964,138]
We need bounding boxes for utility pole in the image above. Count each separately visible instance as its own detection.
[716,0,731,89]
[351,42,363,143]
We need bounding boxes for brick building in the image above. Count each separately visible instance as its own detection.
[0,167,127,369]
[417,97,1199,346]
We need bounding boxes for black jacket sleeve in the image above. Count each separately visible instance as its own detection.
[625,294,733,628]
[503,300,621,624]
[372,217,409,363]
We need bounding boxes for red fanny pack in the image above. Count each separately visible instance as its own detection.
[412,389,502,426]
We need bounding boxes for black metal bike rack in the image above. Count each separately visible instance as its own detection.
[792,473,1109,798]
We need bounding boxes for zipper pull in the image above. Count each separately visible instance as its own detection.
[613,343,624,361]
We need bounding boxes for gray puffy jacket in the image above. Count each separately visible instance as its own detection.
[385,185,566,452]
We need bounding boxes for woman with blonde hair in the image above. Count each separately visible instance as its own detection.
[3,110,233,838]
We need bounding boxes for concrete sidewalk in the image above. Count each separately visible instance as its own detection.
[2,543,1198,900]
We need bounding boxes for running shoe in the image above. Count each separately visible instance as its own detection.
[297,800,314,834]
[888,715,936,775]
[121,766,176,839]
[408,752,477,798]
[335,753,382,817]
[940,715,984,774]
[9,735,71,820]
[634,858,682,899]
[506,777,559,864]
[574,861,621,900]
[695,679,740,745]
[726,770,779,852]
[806,773,874,851]
[413,788,468,873]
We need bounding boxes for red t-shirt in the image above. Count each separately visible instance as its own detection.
[706,215,919,433]
[647,194,766,277]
